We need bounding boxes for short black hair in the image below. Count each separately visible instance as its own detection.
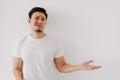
[28,7,48,19]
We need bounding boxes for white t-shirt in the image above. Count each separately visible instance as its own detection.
[13,34,64,80]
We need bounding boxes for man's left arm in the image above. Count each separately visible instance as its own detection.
[54,56,101,73]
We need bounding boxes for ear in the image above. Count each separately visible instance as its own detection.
[28,18,31,23]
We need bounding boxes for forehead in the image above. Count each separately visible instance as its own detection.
[32,12,46,18]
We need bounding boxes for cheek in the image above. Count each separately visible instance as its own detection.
[32,21,37,25]
[44,22,47,25]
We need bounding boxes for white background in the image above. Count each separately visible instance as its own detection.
[0,0,120,80]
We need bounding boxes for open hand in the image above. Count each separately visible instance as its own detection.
[80,60,101,70]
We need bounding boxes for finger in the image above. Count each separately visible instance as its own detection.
[92,66,102,70]
[86,60,93,64]
[95,66,102,69]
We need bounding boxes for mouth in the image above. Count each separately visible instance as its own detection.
[36,25,42,27]
[34,29,42,32]
[35,25,43,29]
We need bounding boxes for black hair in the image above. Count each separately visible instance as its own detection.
[28,7,48,19]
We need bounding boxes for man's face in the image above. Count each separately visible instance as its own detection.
[28,12,47,32]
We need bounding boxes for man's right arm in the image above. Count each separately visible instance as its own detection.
[13,57,23,80]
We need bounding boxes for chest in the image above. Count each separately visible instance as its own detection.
[20,41,57,62]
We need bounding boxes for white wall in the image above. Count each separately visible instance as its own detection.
[0,0,120,80]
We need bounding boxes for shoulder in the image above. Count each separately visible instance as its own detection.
[12,35,28,57]
[15,35,28,46]
[46,34,62,43]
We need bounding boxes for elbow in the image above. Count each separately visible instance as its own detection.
[57,64,69,73]
[58,69,68,73]
[13,68,22,74]
[58,67,70,73]
[57,68,65,73]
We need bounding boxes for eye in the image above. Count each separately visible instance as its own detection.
[41,18,45,21]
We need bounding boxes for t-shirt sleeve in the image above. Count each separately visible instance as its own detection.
[54,40,64,58]
[12,39,22,58]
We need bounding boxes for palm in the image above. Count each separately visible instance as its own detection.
[80,60,101,70]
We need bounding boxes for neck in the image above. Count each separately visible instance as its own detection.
[31,31,46,39]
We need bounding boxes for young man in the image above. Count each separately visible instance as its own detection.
[13,7,101,80]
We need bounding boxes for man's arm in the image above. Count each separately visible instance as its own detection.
[54,56,101,73]
[13,57,23,80]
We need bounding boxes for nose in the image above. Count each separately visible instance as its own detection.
[37,19,42,24]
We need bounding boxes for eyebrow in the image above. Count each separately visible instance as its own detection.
[35,16,46,18]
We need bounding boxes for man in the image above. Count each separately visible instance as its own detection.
[13,7,101,80]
